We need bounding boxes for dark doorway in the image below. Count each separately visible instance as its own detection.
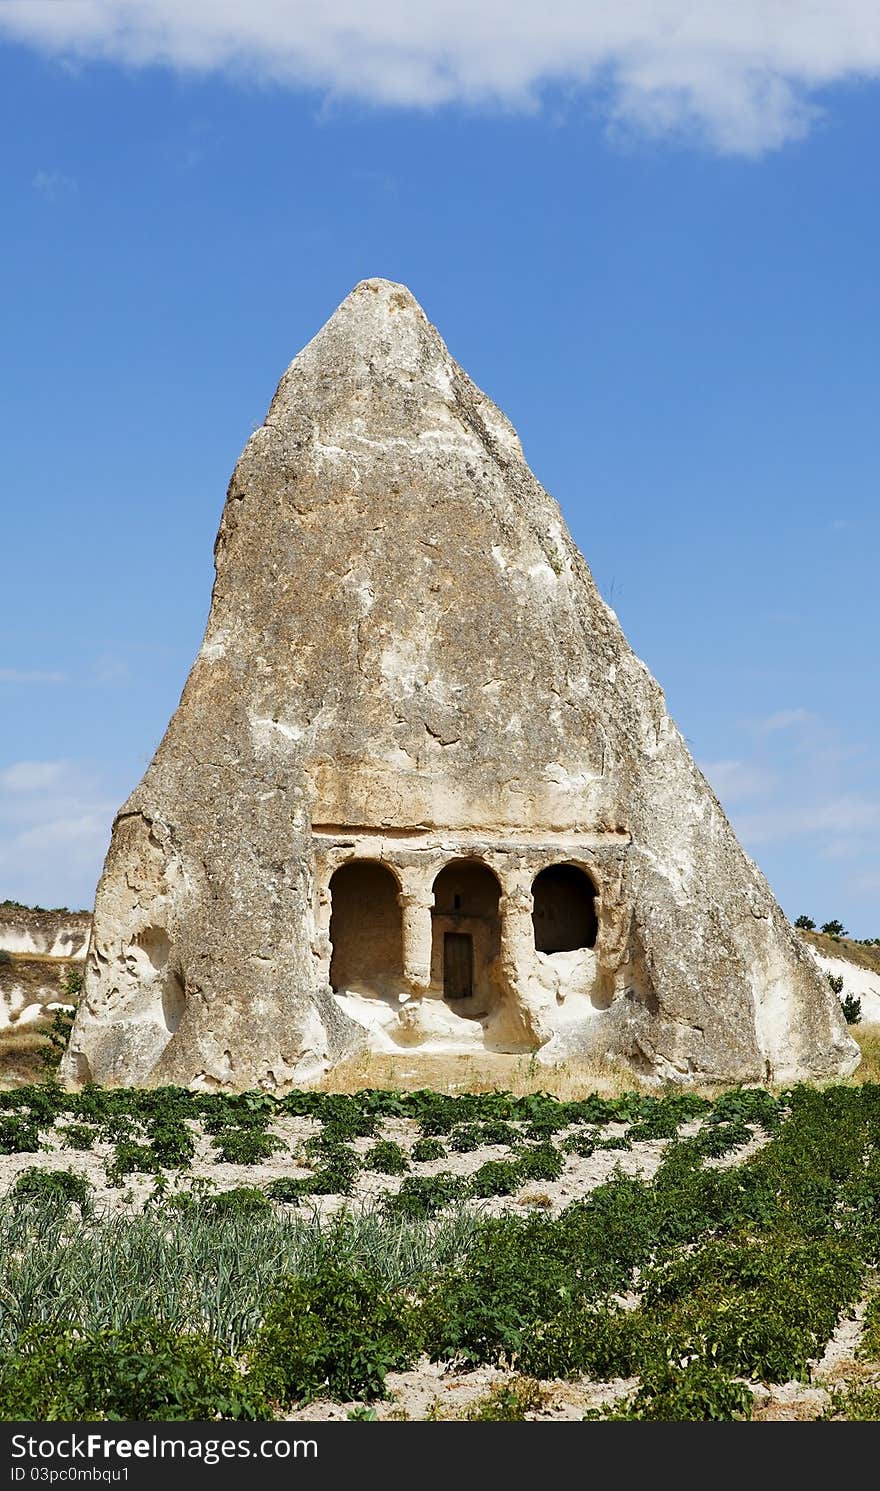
[328,860,403,997]
[444,932,473,1000]
[431,860,502,1015]
[532,864,598,952]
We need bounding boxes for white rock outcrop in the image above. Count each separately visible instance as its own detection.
[63,280,858,1089]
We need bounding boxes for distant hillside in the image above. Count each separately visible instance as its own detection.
[798,930,880,1026]
[0,902,91,958]
[798,929,880,977]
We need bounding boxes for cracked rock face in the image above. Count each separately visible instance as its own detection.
[63,278,859,1089]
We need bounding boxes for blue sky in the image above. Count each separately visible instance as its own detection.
[0,4,878,934]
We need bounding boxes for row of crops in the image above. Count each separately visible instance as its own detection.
[0,1080,879,1419]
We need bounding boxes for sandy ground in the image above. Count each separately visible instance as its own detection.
[0,1114,731,1217]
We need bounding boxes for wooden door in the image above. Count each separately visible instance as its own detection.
[443,932,473,1000]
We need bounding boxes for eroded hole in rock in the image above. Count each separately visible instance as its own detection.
[329,861,403,998]
[135,926,171,972]
[532,864,598,952]
[431,860,502,1018]
[162,968,186,1034]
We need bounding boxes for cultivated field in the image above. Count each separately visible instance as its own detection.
[2,1040,880,1421]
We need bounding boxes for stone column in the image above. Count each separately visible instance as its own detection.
[397,874,435,1000]
[496,876,551,1046]
[312,875,333,980]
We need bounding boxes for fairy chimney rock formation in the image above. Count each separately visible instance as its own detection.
[63,278,859,1089]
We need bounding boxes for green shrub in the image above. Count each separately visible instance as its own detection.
[0,1321,269,1421]
[0,1115,40,1154]
[411,1137,446,1163]
[516,1143,564,1183]
[794,915,816,930]
[363,1140,409,1175]
[150,1121,196,1168]
[384,1173,467,1221]
[212,1129,282,1165]
[249,1262,420,1404]
[469,1161,521,1198]
[842,995,862,1026]
[108,1140,160,1180]
[59,1123,98,1151]
[561,1130,596,1158]
[607,1360,753,1421]
[11,1167,93,1216]
[265,1177,313,1204]
[518,1303,643,1380]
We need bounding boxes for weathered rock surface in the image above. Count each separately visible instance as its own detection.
[63,279,858,1089]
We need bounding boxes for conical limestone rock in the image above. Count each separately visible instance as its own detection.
[63,279,858,1089]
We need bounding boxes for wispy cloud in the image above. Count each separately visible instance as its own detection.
[0,759,121,910]
[0,667,68,685]
[32,169,78,201]
[701,758,775,803]
[4,1,880,155]
[753,707,816,735]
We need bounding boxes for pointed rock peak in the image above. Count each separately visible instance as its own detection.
[266,277,523,461]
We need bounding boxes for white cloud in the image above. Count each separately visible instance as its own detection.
[0,760,70,794]
[32,169,78,201]
[753,707,816,735]
[3,1,880,154]
[0,668,67,685]
[0,759,121,909]
[701,757,775,803]
[736,795,880,847]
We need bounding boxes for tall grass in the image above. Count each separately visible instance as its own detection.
[0,1197,478,1356]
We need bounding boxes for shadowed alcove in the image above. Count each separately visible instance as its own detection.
[328,860,403,997]
[431,859,502,1016]
[531,864,598,953]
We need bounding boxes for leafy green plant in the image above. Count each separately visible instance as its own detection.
[248,1261,420,1404]
[794,915,816,931]
[212,1129,282,1165]
[11,1167,93,1216]
[384,1173,467,1220]
[842,995,862,1025]
[363,1140,409,1175]
[606,1360,753,1421]
[0,1321,269,1421]
[0,1115,40,1154]
[59,1123,98,1151]
[516,1143,564,1183]
[469,1160,521,1198]
[411,1137,446,1163]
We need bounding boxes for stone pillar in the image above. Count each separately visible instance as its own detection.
[312,876,333,979]
[499,884,536,977]
[397,875,434,1000]
[496,877,552,1047]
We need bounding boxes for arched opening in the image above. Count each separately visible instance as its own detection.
[431,860,502,1016]
[328,861,403,998]
[532,864,597,953]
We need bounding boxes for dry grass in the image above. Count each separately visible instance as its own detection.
[800,930,880,977]
[848,1027,880,1085]
[312,1047,662,1099]
[0,1026,51,1087]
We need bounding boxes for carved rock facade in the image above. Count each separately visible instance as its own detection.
[63,280,859,1089]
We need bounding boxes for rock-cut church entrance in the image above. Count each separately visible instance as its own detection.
[328,861,403,998]
[431,860,501,1017]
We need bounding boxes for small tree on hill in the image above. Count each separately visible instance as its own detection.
[794,915,816,931]
[821,919,847,939]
